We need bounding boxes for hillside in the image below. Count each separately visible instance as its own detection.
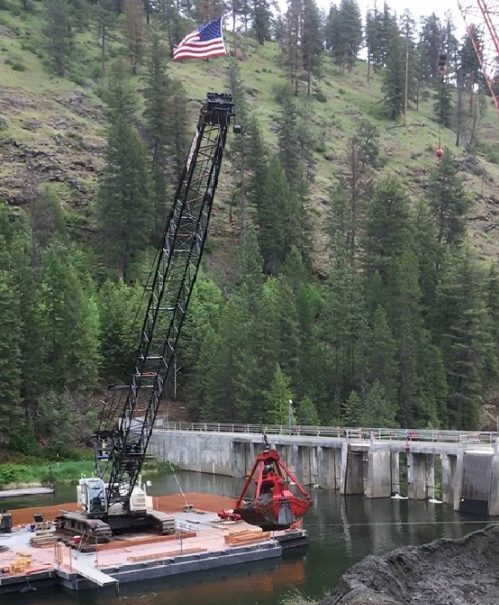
[1,3,499,270]
[3,1,499,454]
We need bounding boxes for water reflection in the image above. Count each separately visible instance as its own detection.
[1,471,490,605]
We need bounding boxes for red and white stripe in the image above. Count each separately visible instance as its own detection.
[173,30,226,61]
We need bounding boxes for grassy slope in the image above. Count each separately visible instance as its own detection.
[1,3,499,271]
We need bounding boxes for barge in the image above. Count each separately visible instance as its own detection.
[0,499,307,595]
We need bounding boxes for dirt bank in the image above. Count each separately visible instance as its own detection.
[322,524,499,605]
[9,492,237,527]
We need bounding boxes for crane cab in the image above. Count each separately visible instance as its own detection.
[78,477,107,517]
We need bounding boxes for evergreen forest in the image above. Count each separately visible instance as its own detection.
[1,0,499,458]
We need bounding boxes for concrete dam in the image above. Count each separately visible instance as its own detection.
[148,426,499,517]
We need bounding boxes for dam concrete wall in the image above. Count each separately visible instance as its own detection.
[148,430,499,515]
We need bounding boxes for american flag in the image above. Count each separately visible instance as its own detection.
[173,17,227,61]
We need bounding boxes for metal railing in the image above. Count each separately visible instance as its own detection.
[152,420,498,445]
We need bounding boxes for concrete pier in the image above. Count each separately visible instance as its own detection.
[148,429,499,515]
[489,442,499,515]
[365,448,392,498]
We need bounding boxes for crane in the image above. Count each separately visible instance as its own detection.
[458,0,499,113]
[56,93,236,539]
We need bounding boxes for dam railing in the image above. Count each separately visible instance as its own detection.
[152,420,498,445]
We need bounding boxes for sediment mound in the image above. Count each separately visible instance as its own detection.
[322,524,499,605]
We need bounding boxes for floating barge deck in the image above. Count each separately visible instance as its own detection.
[0,487,54,499]
[0,495,307,595]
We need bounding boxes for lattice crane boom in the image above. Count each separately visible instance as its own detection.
[96,93,234,509]
[458,0,499,112]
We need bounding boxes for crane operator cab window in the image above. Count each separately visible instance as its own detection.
[79,478,107,516]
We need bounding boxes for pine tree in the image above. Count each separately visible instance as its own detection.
[337,0,362,72]
[443,15,459,82]
[433,79,453,127]
[382,27,405,120]
[252,0,271,44]
[168,84,189,181]
[338,120,379,263]
[202,294,257,422]
[30,186,66,264]
[377,3,397,65]
[143,33,175,239]
[486,265,499,359]
[275,276,303,395]
[342,390,363,426]
[417,14,444,84]
[365,5,385,73]
[69,0,92,31]
[483,265,499,389]
[155,0,184,53]
[38,242,101,393]
[413,199,439,317]
[246,116,268,212]
[254,278,284,396]
[265,364,295,426]
[43,0,74,76]
[434,248,486,428]
[194,0,227,22]
[363,178,412,281]
[281,0,304,94]
[277,89,302,186]
[95,0,116,76]
[282,249,324,403]
[323,255,366,409]
[427,149,470,247]
[257,154,300,274]
[229,61,251,230]
[457,29,483,147]
[322,188,367,410]
[0,208,23,444]
[385,247,424,427]
[233,222,264,305]
[276,91,315,245]
[417,339,447,427]
[302,0,323,93]
[181,273,223,410]
[192,229,264,420]
[362,381,398,428]
[296,396,319,425]
[367,306,398,405]
[325,5,340,61]
[98,279,144,381]
[97,63,153,279]
[124,0,146,74]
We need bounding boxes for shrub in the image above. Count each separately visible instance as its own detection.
[8,428,39,457]
[314,89,327,103]
[5,54,26,71]
[0,464,29,487]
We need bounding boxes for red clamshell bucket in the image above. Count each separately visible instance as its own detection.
[220,443,312,531]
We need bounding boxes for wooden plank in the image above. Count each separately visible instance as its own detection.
[126,547,206,562]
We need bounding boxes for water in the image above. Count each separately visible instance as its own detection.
[1,471,489,605]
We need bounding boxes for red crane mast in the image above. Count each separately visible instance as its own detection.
[458,0,499,113]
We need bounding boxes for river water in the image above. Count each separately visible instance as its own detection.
[1,471,489,605]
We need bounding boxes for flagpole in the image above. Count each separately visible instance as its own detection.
[228,12,236,61]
